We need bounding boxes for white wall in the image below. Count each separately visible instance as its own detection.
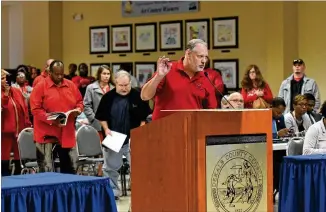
[1,2,24,68]
[8,3,23,68]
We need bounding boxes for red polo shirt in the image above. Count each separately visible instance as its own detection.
[151,58,218,120]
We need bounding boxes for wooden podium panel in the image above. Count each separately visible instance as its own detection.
[130,110,273,212]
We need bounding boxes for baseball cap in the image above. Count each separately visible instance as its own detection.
[293,59,305,65]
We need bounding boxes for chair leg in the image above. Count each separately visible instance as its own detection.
[120,167,127,196]
[76,165,81,175]
[88,165,93,176]
[92,164,97,176]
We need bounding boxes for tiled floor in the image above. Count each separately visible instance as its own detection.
[115,175,279,212]
[116,196,131,212]
[116,174,131,212]
[115,194,279,212]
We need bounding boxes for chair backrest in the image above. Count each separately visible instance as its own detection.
[287,137,304,156]
[75,125,102,157]
[17,128,37,160]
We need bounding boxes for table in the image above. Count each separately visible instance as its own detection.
[273,143,287,193]
[273,143,287,151]
[278,155,326,212]
[1,173,118,212]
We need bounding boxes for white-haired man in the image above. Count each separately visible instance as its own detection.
[96,70,151,199]
[141,39,217,120]
[221,92,244,109]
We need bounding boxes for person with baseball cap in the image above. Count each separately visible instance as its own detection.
[278,59,320,114]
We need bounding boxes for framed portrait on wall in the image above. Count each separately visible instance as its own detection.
[135,23,157,52]
[185,19,210,48]
[213,59,239,90]
[135,62,156,87]
[159,21,183,51]
[212,16,239,49]
[111,24,133,53]
[89,26,110,54]
[90,63,111,78]
[111,62,134,76]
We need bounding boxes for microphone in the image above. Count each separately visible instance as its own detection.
[204,71,235,109]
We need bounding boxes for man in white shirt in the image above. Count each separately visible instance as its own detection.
[303,101,326,155]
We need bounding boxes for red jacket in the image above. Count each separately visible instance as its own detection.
[30,77,84,148]
[72,76,95,88]
[32,71,48,87]
[1,87,31,135]
[241,83,273,108]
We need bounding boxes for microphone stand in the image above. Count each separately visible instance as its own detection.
[204,71,235,109]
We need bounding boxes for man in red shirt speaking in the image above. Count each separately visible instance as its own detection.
[141,39,217,120]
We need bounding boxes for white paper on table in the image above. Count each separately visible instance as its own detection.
[102,131,127,153]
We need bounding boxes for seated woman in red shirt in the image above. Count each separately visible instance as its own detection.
[1,69,31,176]
[240,64,273,108]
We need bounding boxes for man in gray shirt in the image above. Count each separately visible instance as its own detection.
[278,59,320,114]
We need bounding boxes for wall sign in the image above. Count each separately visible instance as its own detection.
[122,1,199,17]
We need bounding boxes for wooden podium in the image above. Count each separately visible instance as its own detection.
[130,109,273,212]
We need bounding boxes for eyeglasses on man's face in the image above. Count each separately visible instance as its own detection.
[230,99,244,103]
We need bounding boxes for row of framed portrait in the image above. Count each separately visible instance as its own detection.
[90,62,156,87]
[89,16,239,54]
[89,59,240,90]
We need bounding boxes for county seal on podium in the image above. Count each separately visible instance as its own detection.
[206,134,267,212]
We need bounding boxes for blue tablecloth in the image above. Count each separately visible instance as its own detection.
[1,173,117,212]
[278,155,326,212]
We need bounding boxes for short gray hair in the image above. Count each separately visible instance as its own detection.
[229,92,243,99]
[186,39,207,51]
[115,70,131,81]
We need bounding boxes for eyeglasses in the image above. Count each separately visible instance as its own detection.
[230,99,244,103]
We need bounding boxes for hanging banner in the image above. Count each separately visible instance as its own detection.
[122,1,199,17]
